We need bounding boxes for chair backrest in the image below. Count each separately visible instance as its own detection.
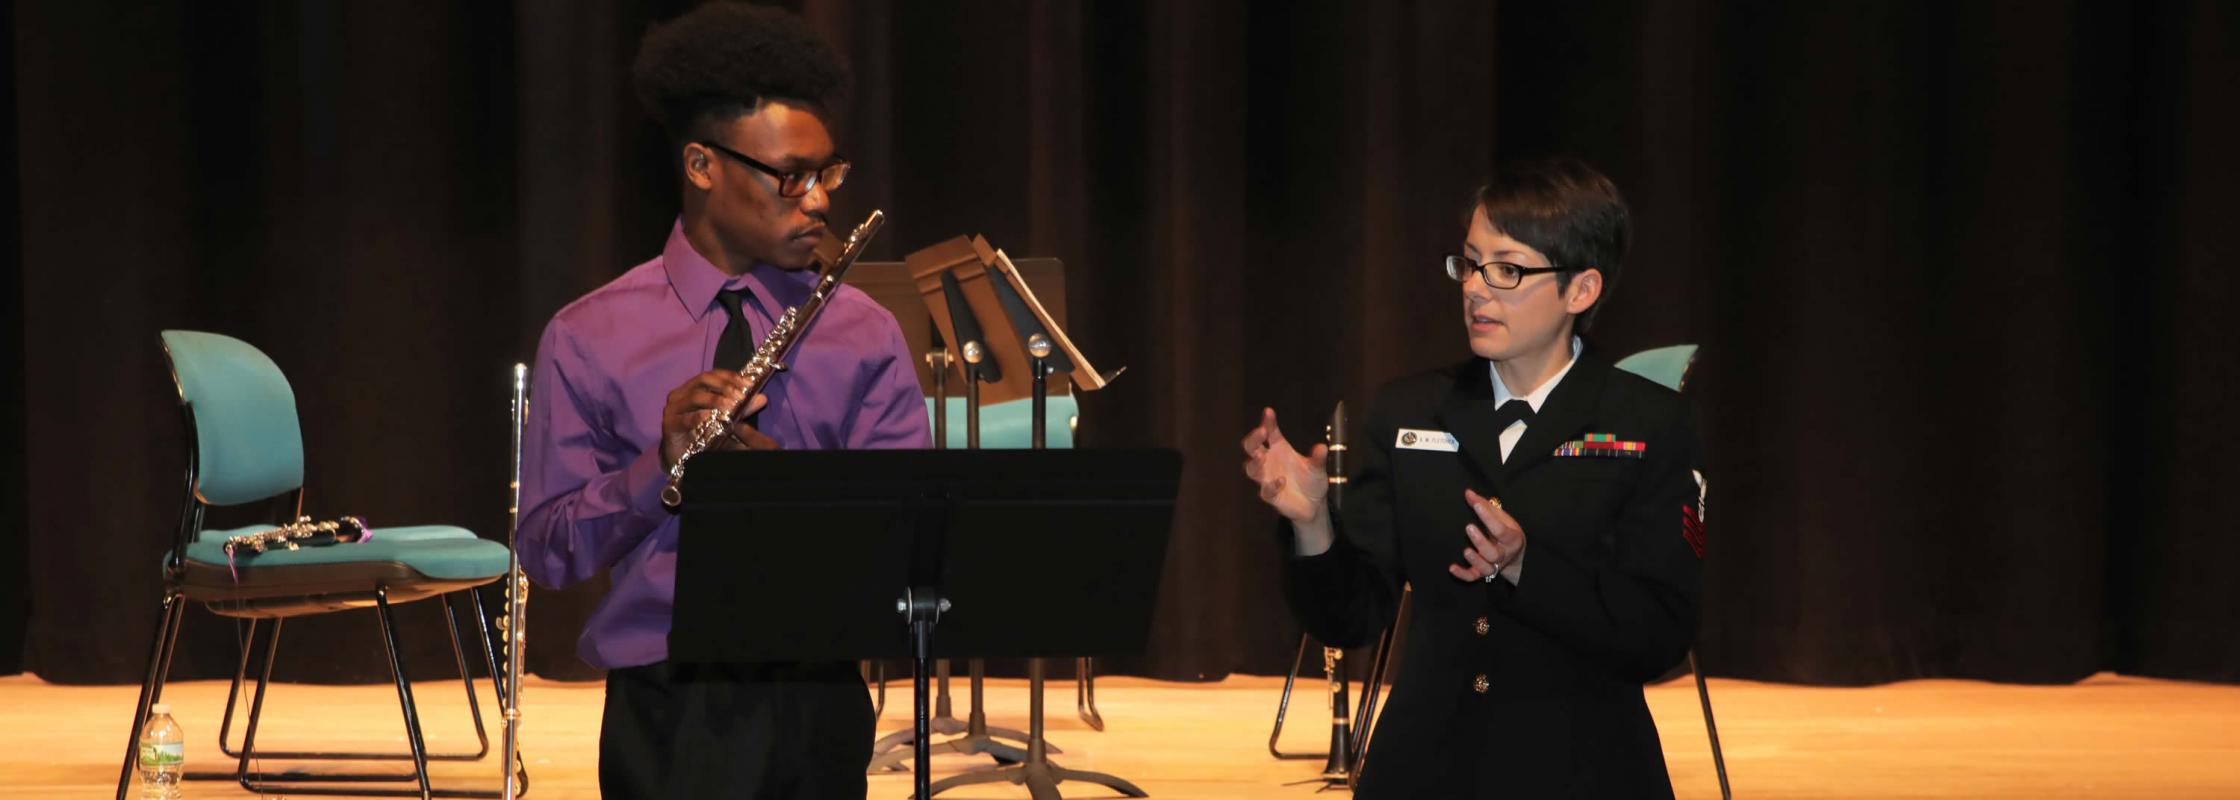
[926,395,1079,449]
[1615,344,1700,393]
[160,330,305,506]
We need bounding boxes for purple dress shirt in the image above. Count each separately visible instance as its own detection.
[519,221,930,669]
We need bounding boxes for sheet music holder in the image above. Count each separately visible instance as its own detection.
[905,237,1122,405]
[846,255,1066,397]
[669,448,1177,798]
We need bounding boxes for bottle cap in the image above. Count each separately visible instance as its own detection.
[149,703,171,716]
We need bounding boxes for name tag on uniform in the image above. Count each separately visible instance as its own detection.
[1394,428,1460,452]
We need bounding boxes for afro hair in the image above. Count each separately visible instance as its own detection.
[631,2,852,143]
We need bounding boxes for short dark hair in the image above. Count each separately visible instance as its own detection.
[1474,157,1631,331]
[631,2,852,148]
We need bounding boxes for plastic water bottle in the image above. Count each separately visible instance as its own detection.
[137,702,183,800]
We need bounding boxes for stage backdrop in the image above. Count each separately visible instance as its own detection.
[8,1,2236,686]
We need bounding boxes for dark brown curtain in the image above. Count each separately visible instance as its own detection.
[10,0,2236,686]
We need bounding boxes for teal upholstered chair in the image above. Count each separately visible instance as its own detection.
[925,394,1079,449]
[1614,343,1730,800]
[1613,344,1699,392]
[118,331,512,800]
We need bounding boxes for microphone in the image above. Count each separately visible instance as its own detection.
[940,271,999,384]
[986,263,1075,376]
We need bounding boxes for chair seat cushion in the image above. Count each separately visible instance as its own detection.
[174,531,511,617]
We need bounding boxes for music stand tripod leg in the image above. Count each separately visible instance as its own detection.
[928,659,1143,800]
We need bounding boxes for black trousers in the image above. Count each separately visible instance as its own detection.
[600,660,872,799]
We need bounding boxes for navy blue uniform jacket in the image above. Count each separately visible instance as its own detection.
[1286,352,1706,798]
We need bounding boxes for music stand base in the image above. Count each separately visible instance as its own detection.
[872,716,971,755]
[869,732,1031,773]
[926,760,1148,800]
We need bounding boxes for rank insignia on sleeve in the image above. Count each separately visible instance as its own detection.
[1553,433,1646,458]
[1681,469,1709,558]
[1681,503,1706,558]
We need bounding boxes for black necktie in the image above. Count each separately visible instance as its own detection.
[712,288,761,426]
[712,288,752,371]
[1493,399,1533,462]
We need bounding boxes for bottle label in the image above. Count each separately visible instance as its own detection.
[139,742,184,767]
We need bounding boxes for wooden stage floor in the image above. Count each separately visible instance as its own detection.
[7,671,2237,798]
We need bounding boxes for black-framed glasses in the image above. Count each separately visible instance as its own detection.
[697,140,851,198]
[1444,254,1571,290]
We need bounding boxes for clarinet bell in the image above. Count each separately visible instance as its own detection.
[1319,648,1354,782]
[1321,728,1353,781]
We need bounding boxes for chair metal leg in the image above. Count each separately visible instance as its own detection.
[1348,585,1411,787]
[213,595,506,798]
[467,588,504,700]
[207,592,494,763]
[116,591,186,800]
[1690,650,1732,800]
[1267,633,1318,759]
[210,619,259,760]
[376,582,436,793]
[1075,657,1105,731]
[378,586,436,799]
[228,617,290,786]
[435,592,494,758]
[1350,615,1399,766]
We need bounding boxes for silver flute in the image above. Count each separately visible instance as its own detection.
[499,363,530,798]
[659,209,887,507]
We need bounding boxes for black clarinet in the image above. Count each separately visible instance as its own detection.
[1269,401,1359,783]
[1317,401,1353,781]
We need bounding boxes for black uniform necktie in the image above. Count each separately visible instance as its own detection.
[1493,399,1533,463]
[1492,399,1534,430]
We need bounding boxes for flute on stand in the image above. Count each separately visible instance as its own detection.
[498,363,531,799]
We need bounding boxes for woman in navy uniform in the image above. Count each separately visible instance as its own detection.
[1243,157,1707,798]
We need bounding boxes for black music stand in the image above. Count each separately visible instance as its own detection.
[670,448,1180,800]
